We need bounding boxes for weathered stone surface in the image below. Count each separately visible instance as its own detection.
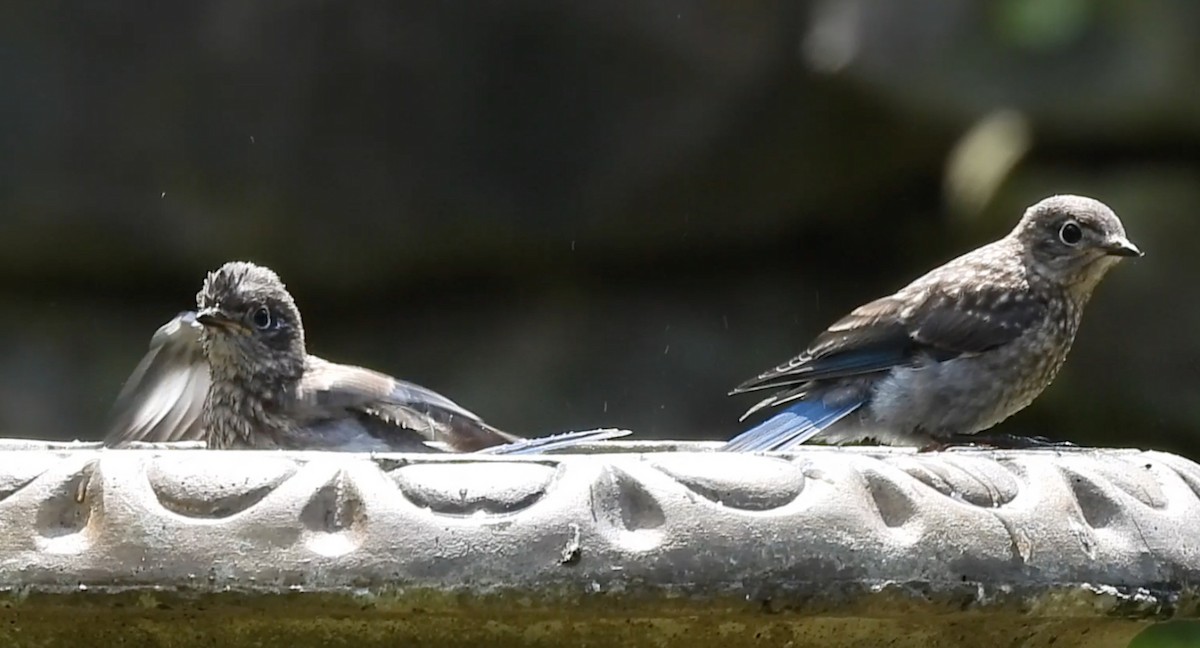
[0,440,1196,647]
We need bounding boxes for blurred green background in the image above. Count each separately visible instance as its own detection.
[1,0,1197,464]
[1133,622,1200,648]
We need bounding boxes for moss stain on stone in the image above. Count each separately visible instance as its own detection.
[0,585,1173,647]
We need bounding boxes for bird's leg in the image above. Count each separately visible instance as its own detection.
[920,432,1077,452]
[917,439,951,453]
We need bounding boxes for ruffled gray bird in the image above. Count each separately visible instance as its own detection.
[105,261,625,453]
[725,195,1142,451]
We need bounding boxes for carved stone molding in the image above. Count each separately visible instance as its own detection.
[0,439,1196,647]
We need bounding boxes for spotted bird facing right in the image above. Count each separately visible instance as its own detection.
[724,195,1142,452]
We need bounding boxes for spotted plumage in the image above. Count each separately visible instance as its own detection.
[106,261,626,453]
[725,195,1142,451]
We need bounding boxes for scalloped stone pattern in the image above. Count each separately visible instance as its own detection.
[0,439,1195,648]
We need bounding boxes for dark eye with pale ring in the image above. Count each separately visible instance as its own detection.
[252,306,272,329]
[1059,221,1082,245]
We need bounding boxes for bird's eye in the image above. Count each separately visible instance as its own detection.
[251,306,272,329]
[1059,221,1083,246]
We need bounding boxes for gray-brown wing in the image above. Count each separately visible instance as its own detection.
[731,288,1046,395]
[297,358,520,452]
[730,296,914,395]
[907,288,1047,356]
[104,311,210,447]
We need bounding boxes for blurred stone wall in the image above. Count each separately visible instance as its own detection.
[1,0,1196,457]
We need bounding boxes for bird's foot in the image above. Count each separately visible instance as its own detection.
[919,433,1076,452]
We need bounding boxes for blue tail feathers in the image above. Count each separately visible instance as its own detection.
[478,428,631,455]
[722,399,862,452]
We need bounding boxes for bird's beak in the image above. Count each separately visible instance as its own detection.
[196,307,244,332]
[1103,236,1143,258]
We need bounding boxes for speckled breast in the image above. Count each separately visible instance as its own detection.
[983,294,1083,430]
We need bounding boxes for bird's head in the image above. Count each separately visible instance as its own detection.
[195,261,307,381]
[1012,195,1142,290]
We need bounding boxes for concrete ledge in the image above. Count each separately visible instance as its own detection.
[0,440,1197,647]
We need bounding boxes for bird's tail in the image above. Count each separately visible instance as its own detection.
[477,428,631,455]
[721,399,862,452]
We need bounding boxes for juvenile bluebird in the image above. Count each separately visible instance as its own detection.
[724,195,1142,451]
[105,261,626,453]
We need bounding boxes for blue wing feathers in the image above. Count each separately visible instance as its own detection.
[480,428,631,455]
